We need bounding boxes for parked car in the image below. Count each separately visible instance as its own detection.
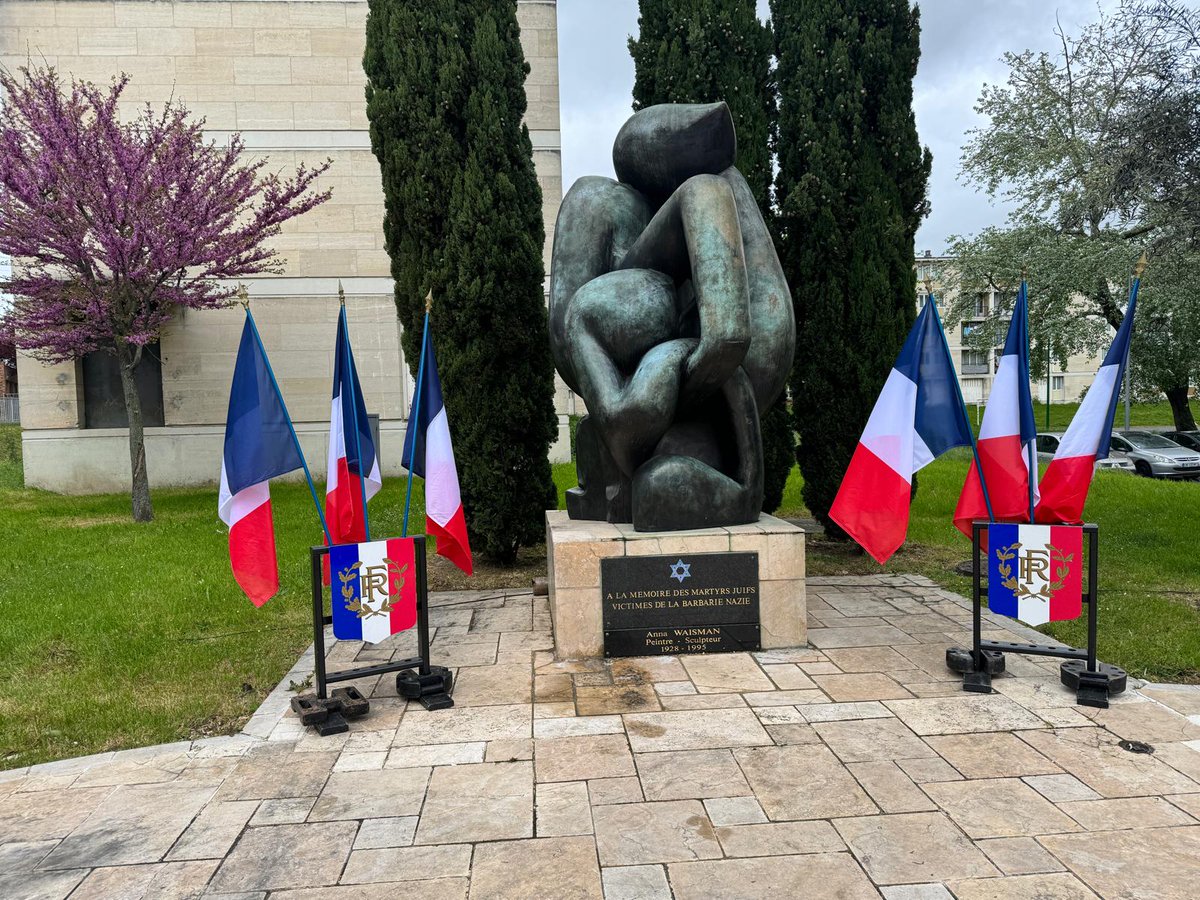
[1165,431,1200,452]
[1109,431,1200,479]
[1035,433,1135,472]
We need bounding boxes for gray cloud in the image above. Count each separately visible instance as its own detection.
[558,0,1119,254]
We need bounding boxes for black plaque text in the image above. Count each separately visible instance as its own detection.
[601,552,760,657]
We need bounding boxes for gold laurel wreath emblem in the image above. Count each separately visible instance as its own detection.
[994,541,1072,601]
[338,557,410,620]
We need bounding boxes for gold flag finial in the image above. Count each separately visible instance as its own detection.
[236,283,249,310]
[1134,251,1149,279]
[337,280,346,306]
[1020,266,1028,282]
[923,275,934,297]
[425,289,433,314]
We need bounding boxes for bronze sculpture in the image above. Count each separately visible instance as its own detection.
[550,102,795,531]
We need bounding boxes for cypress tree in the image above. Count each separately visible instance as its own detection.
[772,0,931,535]
[629,0,794,513]
[365,0,557,562]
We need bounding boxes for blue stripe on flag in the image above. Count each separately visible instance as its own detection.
[333,309,377,478]
[1006,282,1038,446]
[987,523,1020,619]
[223,318,304,496]
[400,326,447,480]
[910,305,973,457]
[329,542,364,640]
[1097,285,1139,460]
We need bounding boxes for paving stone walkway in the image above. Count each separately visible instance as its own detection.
[3,575,1200,899]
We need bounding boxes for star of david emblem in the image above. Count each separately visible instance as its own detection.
[669,559,691,583]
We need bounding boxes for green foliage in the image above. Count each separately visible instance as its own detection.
[772,0,931,536]
[759,395,793,513]
[365,0,557,563]
[629,0,792,509]
[629,0,775,210]
[953,2,1200,430]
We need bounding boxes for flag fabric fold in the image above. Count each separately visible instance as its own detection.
[1035,282,1139,524]
[402,322,473,576]
[219,316,305,606]
[325,306,382,546]
[953,281,1039,536]
[830,301,977,564]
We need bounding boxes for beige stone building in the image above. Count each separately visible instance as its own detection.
[916,252,1099,419]
[1,0,565,492]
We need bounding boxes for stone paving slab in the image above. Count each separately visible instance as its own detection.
[3,579,1199,898]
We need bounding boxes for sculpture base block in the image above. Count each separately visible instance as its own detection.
[546,510,806,660]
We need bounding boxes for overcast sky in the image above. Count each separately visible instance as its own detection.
[557,0,1118,254]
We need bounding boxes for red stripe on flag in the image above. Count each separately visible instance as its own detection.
[953,435,1033,537]
[386,538,418,633]
[327,457,369,545]
[830,443,912,565]
[429,505,473,576]
[1035,455,1096,525]
[1048,524,1084,620]
[229,499,280,607]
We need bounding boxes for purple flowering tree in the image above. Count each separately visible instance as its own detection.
[0,66,331,521]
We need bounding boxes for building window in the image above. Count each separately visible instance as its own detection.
[917,291,927,309]
[1052,375,1064,392]
[974,293,989,317]
[961,350,988,374]
[81,344,165,429]
[962,378,985,402]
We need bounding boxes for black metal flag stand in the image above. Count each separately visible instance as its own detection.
[946,522,1127,708]
[291,535,455,736]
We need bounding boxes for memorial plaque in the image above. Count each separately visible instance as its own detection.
[601,551,760,657]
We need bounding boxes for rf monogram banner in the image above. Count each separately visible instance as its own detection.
[987,523,1083,626]
[329,538,419,642]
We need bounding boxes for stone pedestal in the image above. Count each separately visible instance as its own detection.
[546,510,806,660]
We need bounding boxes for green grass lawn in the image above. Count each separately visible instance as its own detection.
[775,451,1200,685]
[1032,400,1182,432]
[1,409,1198,769]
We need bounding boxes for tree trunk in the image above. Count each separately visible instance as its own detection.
[115,342,154,522]
[1164,384,1197,431]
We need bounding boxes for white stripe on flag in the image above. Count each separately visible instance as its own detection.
[219,463,269,528]
[357,540,392,644]
[424,407,462,527]
[1054,364,1120,460]
[979,354,1021,441]
[1015,524,1053,626]
[326,392,344,494]
[860,369,919,482]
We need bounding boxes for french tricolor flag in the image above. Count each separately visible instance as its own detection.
[1035,280,1139,524]
[325,305,382,546]
[402,322,473,575]
[830,301,976,564]
[953,280,1039,535]
[218,315,305,606]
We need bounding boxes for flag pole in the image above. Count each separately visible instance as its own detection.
[238,286,332,546]
[1021,274,1036,524]
[402,290,433,538]
[338,283,372,542]
[927,279,996,522]
[1124,253,1148,432]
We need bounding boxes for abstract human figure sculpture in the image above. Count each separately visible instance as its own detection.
[550,102,795,531]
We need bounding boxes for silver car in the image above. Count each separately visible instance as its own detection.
[1109,431,1200,479]
[1035,433,1135,473]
